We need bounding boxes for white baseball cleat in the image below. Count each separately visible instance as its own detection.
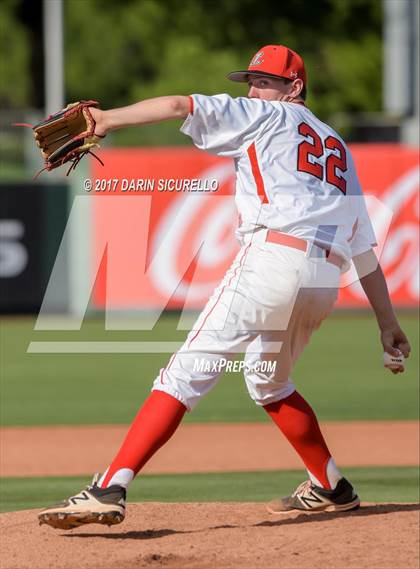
[38,473,126,530]
[267,477,360,514]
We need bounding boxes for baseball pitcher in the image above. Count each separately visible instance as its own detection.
[37,45,411,529]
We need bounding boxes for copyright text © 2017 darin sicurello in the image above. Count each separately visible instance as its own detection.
[85,178,219,192]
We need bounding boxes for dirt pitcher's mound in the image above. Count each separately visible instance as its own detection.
[1,502,419,569]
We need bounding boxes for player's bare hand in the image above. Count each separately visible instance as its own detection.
[381,325,411,364]
[90,107,107,137]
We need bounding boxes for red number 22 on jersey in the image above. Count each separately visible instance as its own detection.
[297,122,347,194]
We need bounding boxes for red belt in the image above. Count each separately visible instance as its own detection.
[265,230,344,270]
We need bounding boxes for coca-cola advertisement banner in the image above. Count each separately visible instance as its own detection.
[90,144,419,309]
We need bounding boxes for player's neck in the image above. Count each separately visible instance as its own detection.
[278,95,306,107]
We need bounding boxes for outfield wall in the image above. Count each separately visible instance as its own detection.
[0,182,68,313]
[0,144,418,313]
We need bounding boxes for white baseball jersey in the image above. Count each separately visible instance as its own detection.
[152,93,376,412]
[181,94,376,264]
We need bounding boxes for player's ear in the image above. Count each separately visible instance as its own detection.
[291,78,304,98]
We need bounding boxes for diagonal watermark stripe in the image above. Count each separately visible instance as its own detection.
[27,341,185,353]
[27,340,283,354]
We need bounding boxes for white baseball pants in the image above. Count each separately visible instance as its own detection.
[152,229,340,410]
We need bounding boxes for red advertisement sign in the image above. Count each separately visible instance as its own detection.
[91,144,419,309]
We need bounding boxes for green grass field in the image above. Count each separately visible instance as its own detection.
[1,467,418,513]
[1,313,418,425]
[1,313,418,514]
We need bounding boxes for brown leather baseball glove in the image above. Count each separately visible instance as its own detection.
[23,100,105,177]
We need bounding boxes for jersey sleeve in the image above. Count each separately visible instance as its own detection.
[348,183,377,258]
[180,94,279,157]
[346,152,377,257]
[349,206,377,257]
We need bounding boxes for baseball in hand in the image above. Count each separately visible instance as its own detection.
[383,350,405,372]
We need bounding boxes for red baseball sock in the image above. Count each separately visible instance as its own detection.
[100,390,186,488]
[264,391,337,489]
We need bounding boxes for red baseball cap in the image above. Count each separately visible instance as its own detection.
[227,45,307,86]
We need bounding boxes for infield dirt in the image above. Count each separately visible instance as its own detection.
[2,421,419,568]
[1,502,419,569]
[1,421,418,476]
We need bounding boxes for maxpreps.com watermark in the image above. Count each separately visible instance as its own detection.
[193,358,277,373]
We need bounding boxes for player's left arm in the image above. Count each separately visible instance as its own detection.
[353,249,411,369]
[90,96,191,136]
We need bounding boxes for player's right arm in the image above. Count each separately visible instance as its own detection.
[345,152,410,367]
[90,96,191,136]
[353,249,411,368]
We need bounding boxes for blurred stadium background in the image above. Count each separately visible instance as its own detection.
[0,0,418,314]
[0,0,419,511]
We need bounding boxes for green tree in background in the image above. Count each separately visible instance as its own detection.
[1,0,383,144]
[0,0,30,108]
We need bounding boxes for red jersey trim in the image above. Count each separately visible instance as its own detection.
[347,218,359,242]
[188,95,194,115]
[247,142,269,204]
